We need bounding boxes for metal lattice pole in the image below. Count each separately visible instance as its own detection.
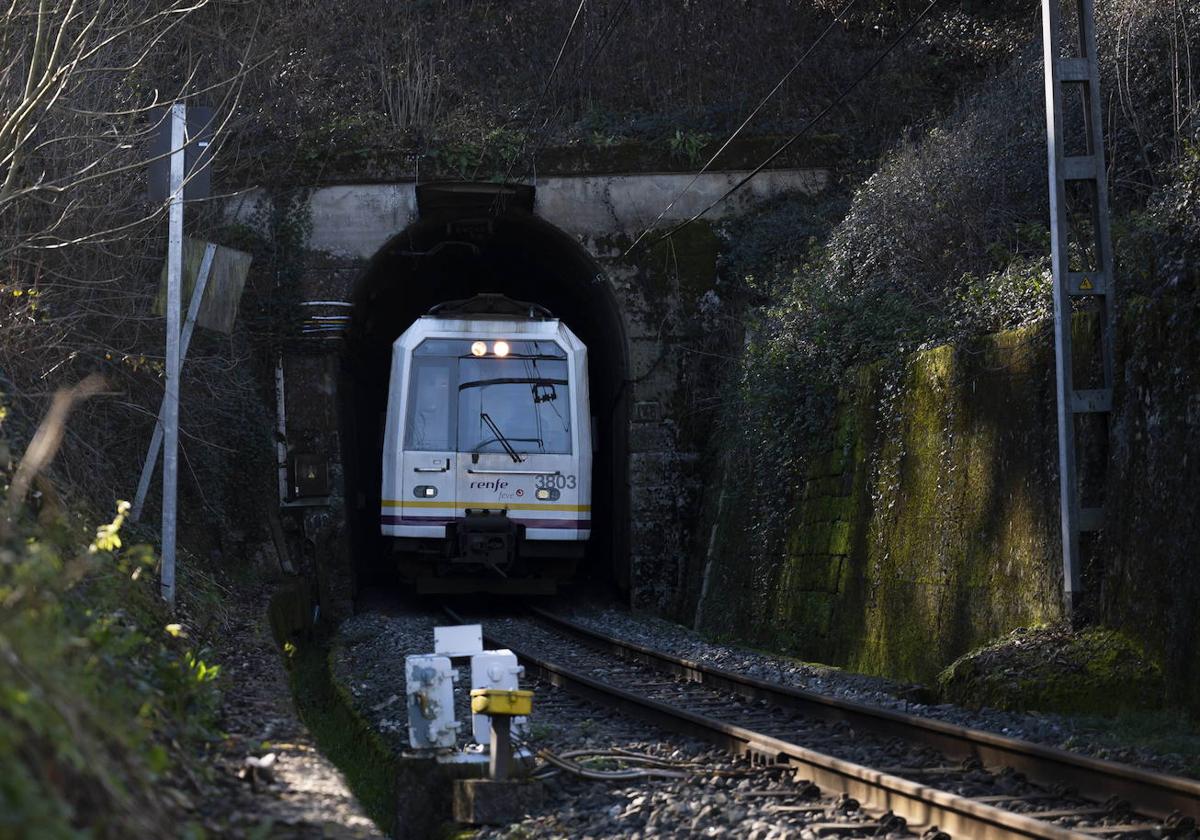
[1041,0,1117,619]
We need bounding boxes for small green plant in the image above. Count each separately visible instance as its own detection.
[487,126,524,168]
[432,127,525,179]
[434,141,482,177]
[953,255,1052,332]
[668,129,711,166]
[589,130,620,149]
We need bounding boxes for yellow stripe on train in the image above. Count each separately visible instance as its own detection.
[382,500,590,512]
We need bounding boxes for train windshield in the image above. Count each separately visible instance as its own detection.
[405,338,572,455]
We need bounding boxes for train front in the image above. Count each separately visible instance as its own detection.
[380,302,592,594]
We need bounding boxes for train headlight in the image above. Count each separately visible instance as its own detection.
[470,341,487,357]
[535,487,560,501]
[493,340,510,357]
[414,485,438,498]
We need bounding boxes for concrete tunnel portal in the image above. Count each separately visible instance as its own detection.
[339,183,632,594]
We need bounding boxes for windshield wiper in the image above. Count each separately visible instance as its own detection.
[479,413,524,463]
[459,377,567,390]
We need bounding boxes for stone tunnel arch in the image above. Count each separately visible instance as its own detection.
[338,183,631,594]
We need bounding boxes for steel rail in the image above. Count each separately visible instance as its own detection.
[528,607,1200,826]
[446,610,1089,839]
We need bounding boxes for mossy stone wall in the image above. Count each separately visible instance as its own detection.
[1102,289,1200,710]
[695,324,1063,682]
[694,294,1200,709]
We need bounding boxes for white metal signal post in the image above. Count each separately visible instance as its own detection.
[141,104,222,607]
[162,102,186,608]
[1042,0,1117,619]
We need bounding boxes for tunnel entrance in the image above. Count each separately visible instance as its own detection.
[339,183,630,596]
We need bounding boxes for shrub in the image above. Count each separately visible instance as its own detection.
[0,494,223,837]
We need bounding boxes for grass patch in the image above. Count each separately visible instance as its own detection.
[287,638,398,834]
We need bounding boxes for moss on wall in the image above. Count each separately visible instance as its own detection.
[623,221,725,611]
[853,327,1065,681]
[695,294,1200,711]
[697,323,1065,684]
[1102,288,1200,712]
[254,134,845,187]
[288,641,398,834]
[935,626,1165,715]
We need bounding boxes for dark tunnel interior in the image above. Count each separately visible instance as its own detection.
[338,183,630,596]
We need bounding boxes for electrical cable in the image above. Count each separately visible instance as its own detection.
[484,0,634,214]
[629,0,941,256]
[623,0,860,256]
[516,0,635,181]
[504,729,698,781]
[476,0,589,185]
[530,747,694,781]
[534,751,690,781]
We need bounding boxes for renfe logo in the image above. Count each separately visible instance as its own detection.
[469,479,509,491]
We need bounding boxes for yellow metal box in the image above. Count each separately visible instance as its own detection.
[470,688,533,716]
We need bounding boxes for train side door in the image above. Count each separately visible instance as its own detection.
[400,354,457,533]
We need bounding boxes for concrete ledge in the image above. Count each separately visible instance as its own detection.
[228,169,830,259]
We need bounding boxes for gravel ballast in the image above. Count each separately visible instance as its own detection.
[332,609,922,838]
[558,603,1198,779]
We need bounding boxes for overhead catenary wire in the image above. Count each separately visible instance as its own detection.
[476,0,589,186]
[515,0,635,183]
[578,0,633,84]
[632,0,941,255]
[623,0,860,256]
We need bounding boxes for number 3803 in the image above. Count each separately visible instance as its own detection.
[535,474,576,490]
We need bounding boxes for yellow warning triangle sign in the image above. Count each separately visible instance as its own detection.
[1079,276,1094,291]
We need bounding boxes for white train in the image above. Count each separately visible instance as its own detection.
[381,295,592,593]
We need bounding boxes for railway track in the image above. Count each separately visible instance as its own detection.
[446,606,1200,839]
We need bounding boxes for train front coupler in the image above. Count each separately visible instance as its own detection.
[454,509,518,576]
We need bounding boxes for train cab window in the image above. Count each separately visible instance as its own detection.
[405,355,454,451]
[405,338,572,455]
[458,339,571,456]
[458,377,570,457]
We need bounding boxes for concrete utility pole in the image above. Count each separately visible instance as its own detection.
[1041,0,1117,620]
[161,102,185,608]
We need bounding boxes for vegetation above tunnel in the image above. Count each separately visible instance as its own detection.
[685,0,1200,713]
[226,1,1034,183]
